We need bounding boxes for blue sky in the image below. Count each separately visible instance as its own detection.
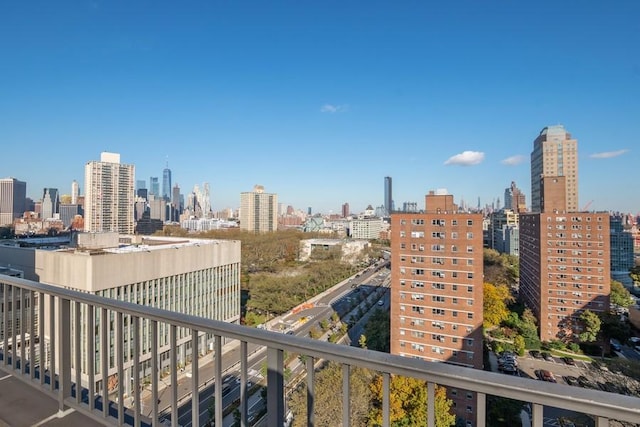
[1,1,639,215]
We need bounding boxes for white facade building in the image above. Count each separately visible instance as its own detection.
[84,152,135,234]
[0,233,241,397]
[240,185,278,232]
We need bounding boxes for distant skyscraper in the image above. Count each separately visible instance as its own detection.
[240,185,278,232]
[0,177,27,226]
[71,180,80,205]
[530,125,578,213]
[84,152,135,234]
[162,163,172,201]
[136,179,146,192]
[342,202,350,218]
[41,188,60,220]
[149,177,160,197]
[504,181,526,213]
[384,176,393,215]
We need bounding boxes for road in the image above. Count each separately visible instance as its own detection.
[150,262,391,426]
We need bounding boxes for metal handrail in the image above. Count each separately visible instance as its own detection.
[1,274,640,425]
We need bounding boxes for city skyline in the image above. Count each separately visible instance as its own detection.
[1,1,639,214]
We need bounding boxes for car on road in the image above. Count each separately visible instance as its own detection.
[562,357,576,366]
[529,350,542,359]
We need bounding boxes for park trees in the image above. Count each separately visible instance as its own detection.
[483,282,514,329]
[369,376,455,427]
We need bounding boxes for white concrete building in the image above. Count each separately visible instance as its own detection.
[0,233,241,396]
[84,152,135,234]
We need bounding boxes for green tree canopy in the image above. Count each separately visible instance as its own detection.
[363,309,390,353]
[610,280,634,308]
[578,310,601,343]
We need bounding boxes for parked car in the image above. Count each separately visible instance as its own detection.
[529,350,542,359]
[537,369,557,383]
[562,357,575,366]
[577,375,597,389]
[541,352,553,361]
[611,342,622,352]
[563,376,579,386]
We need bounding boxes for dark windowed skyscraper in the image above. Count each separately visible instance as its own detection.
[384,176,393,215]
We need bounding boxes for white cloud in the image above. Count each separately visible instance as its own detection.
[589,149,629,159]
[501,155,526,166]
[320,104,348,113]
[444,151,485,166]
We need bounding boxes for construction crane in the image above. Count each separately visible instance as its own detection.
[581,200,594,211]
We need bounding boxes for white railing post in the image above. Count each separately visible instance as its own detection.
[57,297,71,410]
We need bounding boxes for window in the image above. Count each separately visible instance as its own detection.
[467,232,473,239]
[452,297,458,304]
[452,220,458,226]
[467,286,473,293]
[466,246,474,253]
[467,313,473,319]
[451,232,458,239]
[411,231,424,238]
[467,219,473,226]
[432,295,445,303]
[467,272,474,279]
[432,308,445,316]
[452,310,458,317]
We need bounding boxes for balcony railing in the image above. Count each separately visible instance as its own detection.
[1,274,640,427]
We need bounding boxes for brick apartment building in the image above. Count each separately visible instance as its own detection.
[519,211,611,341]
[390,190,483,425]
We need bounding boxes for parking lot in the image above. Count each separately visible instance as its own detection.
[493,350,640,397]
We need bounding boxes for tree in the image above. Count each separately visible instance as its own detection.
[483,283,514,329]
[363,309,390,353]
[289,362,374,427]
[600,312,631,344]
[610,280,634,308]
[358,334,367,349]
[513,335,526,356]
[369,375,455,427]
[578,310,601,343]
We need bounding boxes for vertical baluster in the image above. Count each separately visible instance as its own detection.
[74,301,81,404]
[116,312,124,425]
[595,417,609,427]
[29,290,35,380]
[100,307,109,419]
[87,305,95,411]
[531,403,543,427]
[2,283,8,367]
[150,320,159,426]
[58,297,71,411]
[19,288,26,375]
[427,382,435,427]
[214,335,223,426]
[133,316,141,427]
[267,347,284,427]
[382,372,391,427]
[342,364,350,427]
[476,392,486,427]
[191,329,199,427]
[38,292,45,385]
[240,340,247,427]
[305,356,315,427]
[170,324,178,427]
[11,286,17,371]
[49,295,55,392]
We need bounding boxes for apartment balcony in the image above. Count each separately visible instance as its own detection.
[1,275,640,427]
